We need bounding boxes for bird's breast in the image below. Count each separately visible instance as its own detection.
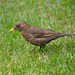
[21,31,37,45]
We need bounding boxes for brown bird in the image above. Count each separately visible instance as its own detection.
[10,21,75,49]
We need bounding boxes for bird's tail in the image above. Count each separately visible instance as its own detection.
[49,33,75,41]
[61,33,75,36]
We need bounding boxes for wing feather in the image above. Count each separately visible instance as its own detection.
[29,25,56,38]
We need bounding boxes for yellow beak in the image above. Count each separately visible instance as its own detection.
[10,28,14,32]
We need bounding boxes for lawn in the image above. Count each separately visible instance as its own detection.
[0,0,75,75]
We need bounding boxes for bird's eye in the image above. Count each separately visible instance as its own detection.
[17,26,19,28]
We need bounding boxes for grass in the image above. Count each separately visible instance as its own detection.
[0,0,75,75]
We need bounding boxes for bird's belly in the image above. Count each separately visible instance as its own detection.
[26,37,49,46]
[21,33,50,46]
[32,38,51,46]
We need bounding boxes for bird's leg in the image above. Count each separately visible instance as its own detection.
[39,46,45,51]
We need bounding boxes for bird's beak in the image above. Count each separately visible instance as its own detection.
[10,28,14,32]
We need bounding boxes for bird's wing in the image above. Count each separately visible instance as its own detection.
[30,26,56,38]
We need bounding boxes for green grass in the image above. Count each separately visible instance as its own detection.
[0,0,75,75]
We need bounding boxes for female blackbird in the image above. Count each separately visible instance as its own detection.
[10,21,75,49]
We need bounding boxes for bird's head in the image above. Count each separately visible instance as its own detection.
[10,21,26,32]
